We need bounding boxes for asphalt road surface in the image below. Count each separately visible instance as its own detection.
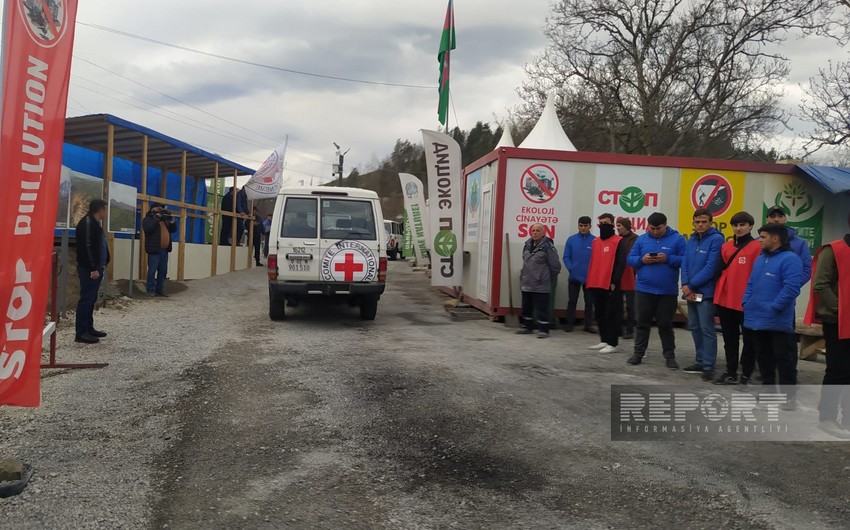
[147,261,850,529]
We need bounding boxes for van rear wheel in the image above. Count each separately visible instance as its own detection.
[269,295,286,321]
[359,297,378,320]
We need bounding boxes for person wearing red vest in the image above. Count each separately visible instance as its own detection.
[805,234,850,438]
[587,213,628,354]
[616,217,638,339]
[712,211,762,385]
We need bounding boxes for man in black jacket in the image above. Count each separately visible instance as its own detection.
[143,203,177,297]
[75,199,110,344]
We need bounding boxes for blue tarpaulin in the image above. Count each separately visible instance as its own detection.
[797,165,850,194]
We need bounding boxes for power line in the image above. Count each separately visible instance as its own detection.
[75,56,279,146]
[78,21,437,90]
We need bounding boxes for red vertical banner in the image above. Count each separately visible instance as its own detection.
[0,0,79,406]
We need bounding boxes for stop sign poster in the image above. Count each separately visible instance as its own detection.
[677,169,745,241]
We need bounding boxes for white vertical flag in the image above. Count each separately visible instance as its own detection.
[245,138,288,199]
[398,173,431,267]
[422,129,463,286]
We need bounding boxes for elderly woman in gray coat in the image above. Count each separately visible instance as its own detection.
[517,223,563,338]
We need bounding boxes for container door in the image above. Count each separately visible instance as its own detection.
[276,197,319,281]
[318,198,381,283]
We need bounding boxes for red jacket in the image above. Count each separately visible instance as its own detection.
[805,239,850,339]
[587,235,623,290]
[714,238,761,311]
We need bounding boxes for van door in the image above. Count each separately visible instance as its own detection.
[318,197,381,284]
[276,196,320,281]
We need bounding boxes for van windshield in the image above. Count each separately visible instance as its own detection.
[321,199,376,240]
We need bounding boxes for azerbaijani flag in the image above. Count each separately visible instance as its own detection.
[437,0,456,125]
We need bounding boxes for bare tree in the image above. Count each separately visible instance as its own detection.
[519,0,838,158]
[800,60,850,155]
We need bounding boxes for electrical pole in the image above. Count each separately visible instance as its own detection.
[333,142,350,185]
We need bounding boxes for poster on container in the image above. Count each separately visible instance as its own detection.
[464,168,482,243]
[678,169,746,241]
[762,174,827,253]
[593,165,663,234]
[504,158,573,243]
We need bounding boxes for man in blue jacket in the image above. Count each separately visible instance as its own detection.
[742,223,804,409]
[626,212,686,368]
[680,208,725,381]
[766,205,812,283]
[562,216,595,332]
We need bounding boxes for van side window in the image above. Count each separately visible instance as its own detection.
[321,199,376,240]
[281,198,317,238]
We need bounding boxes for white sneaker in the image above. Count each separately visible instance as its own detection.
[599,345,618,354]
[589,342,608,350]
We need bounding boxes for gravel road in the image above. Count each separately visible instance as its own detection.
[1,261,849,529]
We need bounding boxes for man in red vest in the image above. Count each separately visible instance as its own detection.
[805,233,850,438]
[712,211,762,385]
[616,217,638,339]
[587,213,628,353]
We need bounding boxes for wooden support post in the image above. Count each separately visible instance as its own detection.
[139,136,149,283]
[104,124,115,281]
[211,164,219,276]
[230,170,237,272]
[177,151,187,281]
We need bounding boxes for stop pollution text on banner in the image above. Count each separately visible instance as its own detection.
[422,130,463,286]
[398,172,431,267]
[1,0,80,407]
[244,139,287,200]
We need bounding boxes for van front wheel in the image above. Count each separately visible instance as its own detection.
[359,297,378,320]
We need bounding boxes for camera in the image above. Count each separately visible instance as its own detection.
[156,210,173,219]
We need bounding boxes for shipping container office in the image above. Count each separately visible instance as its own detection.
[458,147,850,322]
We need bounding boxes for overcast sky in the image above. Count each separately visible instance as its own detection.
[50,1,850,183]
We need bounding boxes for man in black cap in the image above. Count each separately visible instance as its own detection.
[143,202,177,297]
[766,205,812,283]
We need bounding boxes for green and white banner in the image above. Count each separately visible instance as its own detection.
[399,172,431,267]
[422,129,463,286]
[763,175,827,253]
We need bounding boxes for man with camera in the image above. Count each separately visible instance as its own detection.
[143,203,177,297]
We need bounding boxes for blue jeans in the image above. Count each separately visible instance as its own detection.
[147,250,169,294]
[76,266,104,337]
[688,299,717,371]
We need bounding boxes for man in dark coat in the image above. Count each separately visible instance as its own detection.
[236,187,249,245]
[75,199,110,344]
[220,187,235,245]
[517,223,562,338]
[142,203,177,297]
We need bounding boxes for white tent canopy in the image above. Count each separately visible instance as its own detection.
[519,92,576,151]
[495,124,514,149]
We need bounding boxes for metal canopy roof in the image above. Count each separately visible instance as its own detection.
[63,114,255,179]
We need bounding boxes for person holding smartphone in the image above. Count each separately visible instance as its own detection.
[626,212,687,368]
[680,208,725,381]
